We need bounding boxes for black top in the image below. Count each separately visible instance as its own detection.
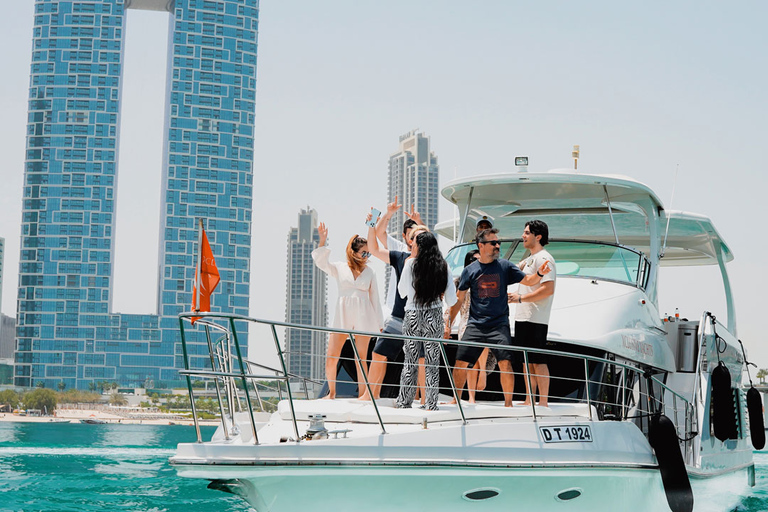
[389,250,410,320]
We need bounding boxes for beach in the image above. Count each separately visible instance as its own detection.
[0,408,220,426]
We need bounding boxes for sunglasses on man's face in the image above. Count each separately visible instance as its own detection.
[479,240,501,247]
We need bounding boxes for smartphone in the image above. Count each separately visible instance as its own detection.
[365,208,381,228]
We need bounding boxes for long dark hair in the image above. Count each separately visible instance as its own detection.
[412,231,448,305]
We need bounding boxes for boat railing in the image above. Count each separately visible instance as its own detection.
[177,312,697,450]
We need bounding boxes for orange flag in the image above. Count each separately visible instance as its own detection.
[191,227,220,325]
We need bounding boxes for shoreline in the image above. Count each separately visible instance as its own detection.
[0,409,221,427]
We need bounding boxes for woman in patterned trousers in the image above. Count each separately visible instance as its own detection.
[396,231,457,410]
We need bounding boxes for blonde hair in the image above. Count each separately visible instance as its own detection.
[346,235,368,274]
[407,224,429,242]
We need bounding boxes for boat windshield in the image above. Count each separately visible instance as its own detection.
[445,239,651,289]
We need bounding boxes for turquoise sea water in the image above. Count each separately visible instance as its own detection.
[1,421,768,512]
[0,422,253,512]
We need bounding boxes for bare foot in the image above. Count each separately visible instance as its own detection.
[522,400,531,406]
[468,397,476,404]
[358,394,371,401]
[323,393,335,400]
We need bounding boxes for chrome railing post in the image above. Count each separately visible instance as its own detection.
[178,317,202,443]
[523,350,537,421]
[438,342,466,424]
[246,363,265,411]
[271,324,300,442]
[673,394,679,436]
[347,332,386,434]
[228,318,259,445]
[583,358,593,421]
[204,324,230,440]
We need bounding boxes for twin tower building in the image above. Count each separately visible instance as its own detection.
[15,0,438,390]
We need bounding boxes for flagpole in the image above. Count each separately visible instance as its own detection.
[195,218,203,312]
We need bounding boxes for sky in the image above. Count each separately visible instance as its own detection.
[0,1,766,371]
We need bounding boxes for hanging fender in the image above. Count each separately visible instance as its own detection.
[747,387,765,450]
[711,362,738,442]
[649,414,693,512]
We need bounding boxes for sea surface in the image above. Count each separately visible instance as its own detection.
[1,421,768,512]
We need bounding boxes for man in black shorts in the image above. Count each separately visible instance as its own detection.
[446,228,551,407]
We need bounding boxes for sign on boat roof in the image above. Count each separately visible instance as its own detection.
[439,170,732,266]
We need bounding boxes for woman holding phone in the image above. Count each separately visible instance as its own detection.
[312,222,383,399]
[396,231,457,410]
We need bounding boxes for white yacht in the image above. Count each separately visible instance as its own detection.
[171,170,758,512]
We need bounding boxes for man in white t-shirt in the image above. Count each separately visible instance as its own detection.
[508,220,556,407]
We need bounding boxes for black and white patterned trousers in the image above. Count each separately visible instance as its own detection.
[396,306,444,410]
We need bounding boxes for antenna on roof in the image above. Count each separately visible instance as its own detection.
[660,164,679,259]
[572,145,580,170]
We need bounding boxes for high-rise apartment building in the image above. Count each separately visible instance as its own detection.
[284,208,327,389]
[387,130,440,240]
[0,236,5,314]
[15,0,258,389]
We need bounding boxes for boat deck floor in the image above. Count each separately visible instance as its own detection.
[275,397,595,424]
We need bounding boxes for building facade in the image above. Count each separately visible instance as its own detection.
[284,208,327,389]
[15,0,258,389]
[0,313,16,385]
[387,130,440,239]
[0,236,5,314]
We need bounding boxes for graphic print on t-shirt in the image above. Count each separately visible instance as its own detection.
[477,273,500,298]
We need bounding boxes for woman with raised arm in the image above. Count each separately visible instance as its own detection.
[396,231,457,410]
[312,223,383,399]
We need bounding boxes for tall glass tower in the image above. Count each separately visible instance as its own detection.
[15,0,258,389]
[387,130,440,240]
[284,208,327,392]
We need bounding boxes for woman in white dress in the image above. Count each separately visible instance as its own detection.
[312,222,383,399]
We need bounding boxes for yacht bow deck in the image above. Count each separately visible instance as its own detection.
[275,397,595,424]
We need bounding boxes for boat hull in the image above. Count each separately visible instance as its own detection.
[177,464,670,512]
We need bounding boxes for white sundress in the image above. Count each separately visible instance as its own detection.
[312,246,384,333]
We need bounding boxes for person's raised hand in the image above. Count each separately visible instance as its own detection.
[405,204,424,226]
[386,196,401,216]
[318,222,328,246]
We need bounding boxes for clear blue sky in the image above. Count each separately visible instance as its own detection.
[1,1,766,368]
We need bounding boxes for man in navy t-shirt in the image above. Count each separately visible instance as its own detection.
[446,228,551,407]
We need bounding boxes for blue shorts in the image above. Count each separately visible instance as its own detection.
[373,317,404,360]
[455,323,513,366]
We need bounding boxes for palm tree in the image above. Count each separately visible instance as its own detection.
[57,381,66,391]
[757,369,768,385]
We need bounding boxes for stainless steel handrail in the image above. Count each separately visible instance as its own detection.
[177,312,695,445]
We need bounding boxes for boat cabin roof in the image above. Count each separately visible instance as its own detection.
[438,170,732,266]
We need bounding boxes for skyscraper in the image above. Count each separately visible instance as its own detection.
[15,0,258,389]
[0,236,5,314]
[284,208,327,389]
[387,130,440,240]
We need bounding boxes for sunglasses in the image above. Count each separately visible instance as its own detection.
[479,240,501,247]
[360,251,371,259]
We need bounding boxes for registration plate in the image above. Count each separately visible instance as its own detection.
[539,425,593,443]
